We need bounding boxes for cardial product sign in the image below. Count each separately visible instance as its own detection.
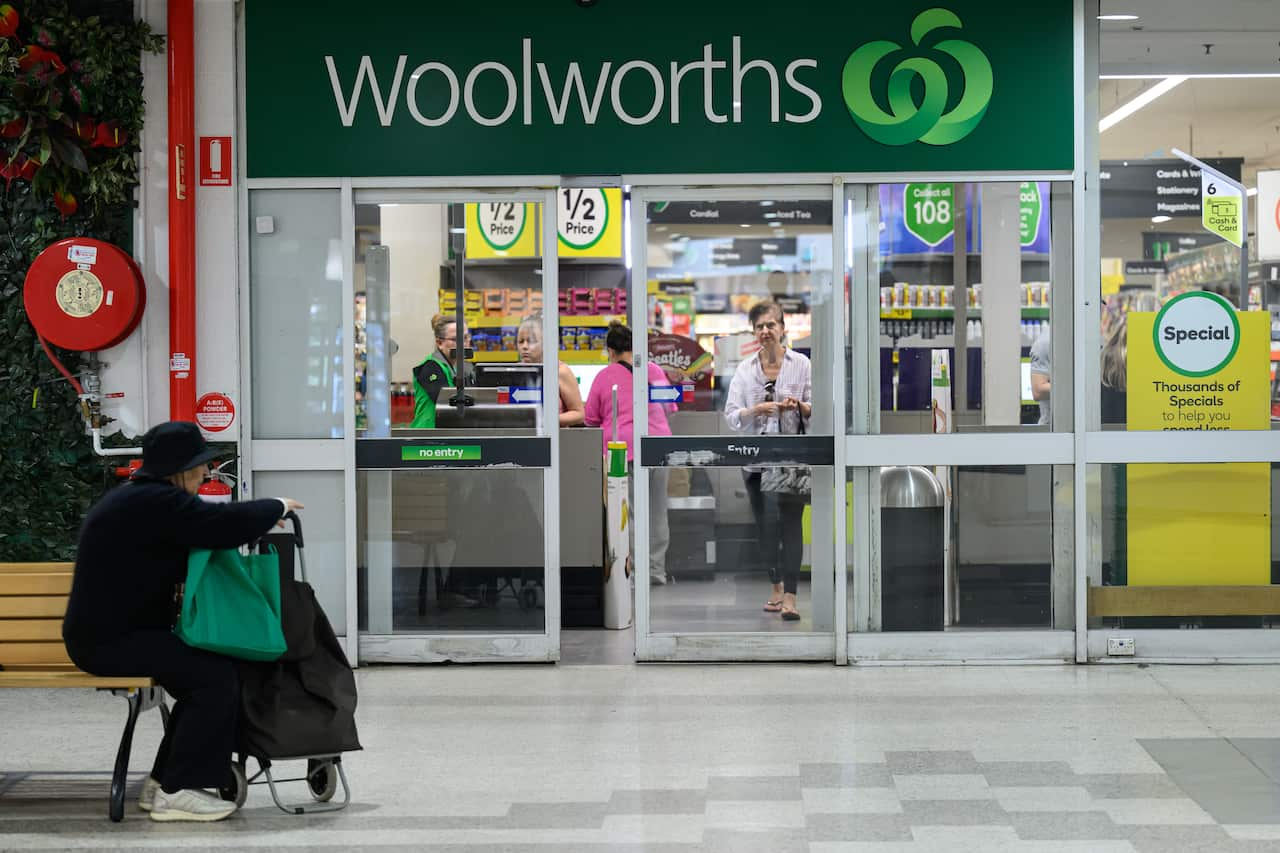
[246,0,1073,177]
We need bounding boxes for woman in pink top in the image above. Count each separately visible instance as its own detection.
[583,322,675,585]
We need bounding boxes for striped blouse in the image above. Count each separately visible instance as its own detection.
[724,349,812,436]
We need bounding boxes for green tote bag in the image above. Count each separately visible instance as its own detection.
[175,546,287,661]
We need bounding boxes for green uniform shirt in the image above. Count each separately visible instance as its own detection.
[411,353,455,428]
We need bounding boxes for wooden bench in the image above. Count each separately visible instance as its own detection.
[0,562,167,822]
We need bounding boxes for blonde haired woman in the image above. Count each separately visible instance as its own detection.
[516,315,584,427]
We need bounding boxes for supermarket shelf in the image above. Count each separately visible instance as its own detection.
[467,314,626,329]
[881,307,1051,320]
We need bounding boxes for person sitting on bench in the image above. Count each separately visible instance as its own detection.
[62,421,303,823]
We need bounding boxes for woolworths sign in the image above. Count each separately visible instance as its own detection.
[246,1,1073,178]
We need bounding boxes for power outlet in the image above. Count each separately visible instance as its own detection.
[1107,637,1136,656]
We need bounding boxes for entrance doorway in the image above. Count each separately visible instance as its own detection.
[628,186,840,661]
[351,189,562,663]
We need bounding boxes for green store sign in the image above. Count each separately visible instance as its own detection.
[245,1,1073,178]
[401,445,482,462]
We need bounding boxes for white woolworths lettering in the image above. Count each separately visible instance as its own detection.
[324,39,823,129]
[407,62,459,126]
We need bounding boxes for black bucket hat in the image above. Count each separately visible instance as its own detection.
[135,421,220,478]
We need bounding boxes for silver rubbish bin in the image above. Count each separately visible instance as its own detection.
[880,466,945,631]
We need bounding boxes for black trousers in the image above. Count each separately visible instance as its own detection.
[742,471,806,595]
[67,630,238,793]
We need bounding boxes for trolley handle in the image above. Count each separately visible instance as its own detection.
[284,510,304,547]
[284,510,308,583]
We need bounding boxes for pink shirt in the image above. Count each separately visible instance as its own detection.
[583,361,675,461]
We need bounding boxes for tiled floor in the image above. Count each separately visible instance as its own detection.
[5,663,1280,851]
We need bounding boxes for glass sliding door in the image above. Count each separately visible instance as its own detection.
[844,181,1077,663]
[352,189,561,663]
[629,187,838,661]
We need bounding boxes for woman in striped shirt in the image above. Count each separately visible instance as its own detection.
[724,301,813,622]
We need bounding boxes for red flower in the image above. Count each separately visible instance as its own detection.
[0,5,17,39]
[19,154,39,180]
[0,116,25,138]
[94,120,125,148]
[74,116,96,143]
[53,188,77,218]
[0,157,20,189]
[18,45,66,74]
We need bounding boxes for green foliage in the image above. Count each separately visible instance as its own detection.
[0,1,162,560]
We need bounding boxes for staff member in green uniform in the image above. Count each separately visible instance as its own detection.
[412,314,473,428]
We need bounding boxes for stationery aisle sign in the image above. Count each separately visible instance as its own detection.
[1125,291,1271,586]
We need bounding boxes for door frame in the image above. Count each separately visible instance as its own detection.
[628,182,842,662]
[244,184,565,664]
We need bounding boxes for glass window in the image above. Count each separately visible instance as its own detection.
[1090,462,1280,628]
[848,465,1073,632]
[650,466,836,634]
[249,189,345,439]
[1096,78,1279,432]
[357,469,545,633]
[849,182,1071,434]
[253,471,347,635]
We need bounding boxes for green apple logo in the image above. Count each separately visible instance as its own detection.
[842,8,993,146]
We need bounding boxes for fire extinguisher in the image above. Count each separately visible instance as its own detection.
[197,460,235,503]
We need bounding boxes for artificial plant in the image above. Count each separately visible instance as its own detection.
[0,0,162,559]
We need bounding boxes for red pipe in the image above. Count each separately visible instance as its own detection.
[167,0,196,422]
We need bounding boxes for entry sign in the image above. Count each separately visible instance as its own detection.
[194,392,236,432]
[199,136,232,187]
[1201,174,1243,247]
[1258,169,1280,261]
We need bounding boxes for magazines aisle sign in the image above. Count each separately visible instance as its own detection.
[244,0,1074,177]
[1125,291,1270,586]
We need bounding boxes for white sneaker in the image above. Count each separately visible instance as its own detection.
[137,776,160,812]
[149,787,237,822]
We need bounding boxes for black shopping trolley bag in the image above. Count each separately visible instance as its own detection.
[237,527,361,760]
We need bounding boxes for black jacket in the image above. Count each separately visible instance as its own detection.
[63,477,285,645]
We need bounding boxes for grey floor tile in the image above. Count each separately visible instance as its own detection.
[500,802,611,828]
[978,761,1081,787]
[700,828,810,853]
[799,762,894,787]
[1126,823,1241,853]
[706,775,802,801]
[1009,810,1130,840]
[1079,773,1188,799]
[805,812,914,842]
[899,798,1009,826]
[606,789,706,814]
[1141,738,1280,824]
[1230,739,1280,785]
[886,750,981,775]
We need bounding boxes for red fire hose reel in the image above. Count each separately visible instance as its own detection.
[23,238,146,352]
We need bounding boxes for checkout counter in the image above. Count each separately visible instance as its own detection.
[366,386,607,628]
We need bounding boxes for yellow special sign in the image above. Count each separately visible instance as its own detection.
[557,187,623,258]
[1126,297,1270,431]
[1125,296,1271,586]
[464,202,539,259]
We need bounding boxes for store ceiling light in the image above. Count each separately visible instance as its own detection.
[1099,76,1187,132]
[1151,215,1172,223]
[1098,13,1139,20]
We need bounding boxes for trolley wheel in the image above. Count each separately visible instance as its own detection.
[220,761,248,808]
[307,759,338,803]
